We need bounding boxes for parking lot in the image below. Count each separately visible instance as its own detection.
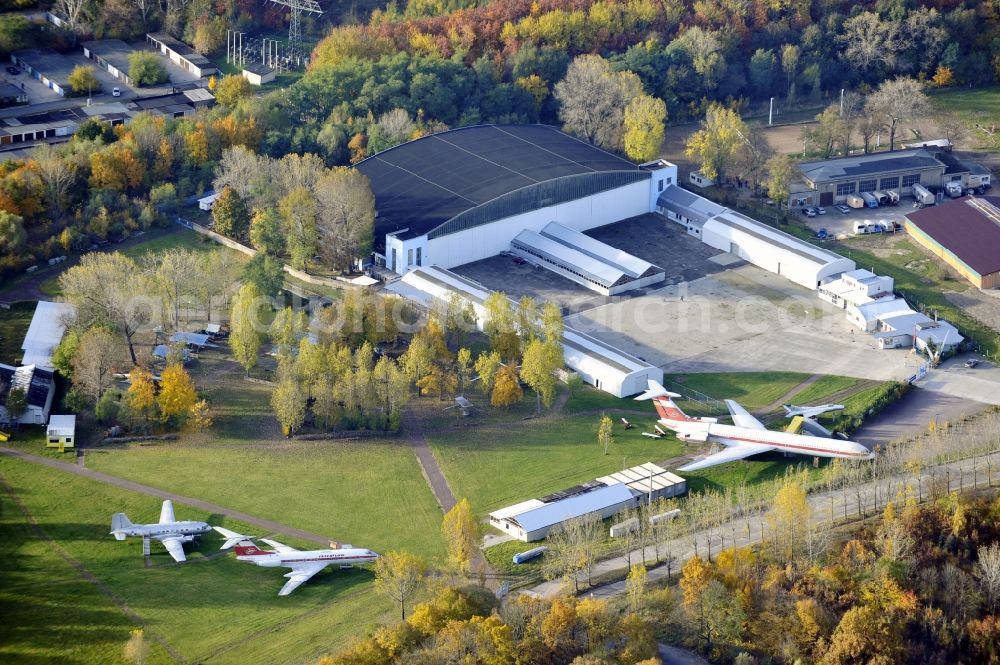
[565,261,924,382]
[798,203,911,238]
[453,214,731,316]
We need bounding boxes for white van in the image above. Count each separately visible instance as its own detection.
[112,87,121,97]
[853,221,869,235]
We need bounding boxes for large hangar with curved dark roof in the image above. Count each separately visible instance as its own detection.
[355,124,677,273]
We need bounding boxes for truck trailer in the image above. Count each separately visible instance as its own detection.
[912,183,935,206]
[860,192,879,208]
[846,194,866,209]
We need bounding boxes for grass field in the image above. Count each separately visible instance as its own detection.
[87,441,446,560]
[0,455,395,664]
[0,301,34,365]
[931,86,1000,149]
[664,372,811,411]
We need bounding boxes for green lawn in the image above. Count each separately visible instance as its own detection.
[121,229,219,261]
[931,85,1000,150]
[664,372,812,411]
[87,440,445,561]
[0,455,394,664]
[0,302,34,365]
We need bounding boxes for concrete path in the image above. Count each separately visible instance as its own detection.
[402,409,458,513]
[0,446,331,545]
[658,643,711,665]
[524,450,1000,599]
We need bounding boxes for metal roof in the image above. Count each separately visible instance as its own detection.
[705,210,847,266]
[656,185,726,225]
[11,365,54,407]
[488,499,545,521]
[510,483,634,534]
[512,228,628,288]
[47,414,75,433]
[538,222,661,279]
[596,462,685,493]
[906,197,1000,276]
[798,150,944,183]
[171,332,210,346]
[356,124,640,242]
[146,33,215,68]
[21,301,73,368]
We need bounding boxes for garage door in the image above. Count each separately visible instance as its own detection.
[820,192,833,206]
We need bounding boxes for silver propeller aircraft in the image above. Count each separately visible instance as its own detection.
[110,500,211,562]
[214,526,380,596]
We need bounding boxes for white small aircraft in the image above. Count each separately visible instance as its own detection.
[110,500,211,562]
[636,381,873,472]
[214,526,380,596]
[782,403,845,419]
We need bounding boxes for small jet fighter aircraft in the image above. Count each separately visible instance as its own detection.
[214,526,380,596]
[782,403,845,419]
[110,500,211,562]
[636,381,873,472]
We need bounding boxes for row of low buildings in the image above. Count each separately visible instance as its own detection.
[387,265,663,397]
[488,463,686,542]
[0,89,214,146]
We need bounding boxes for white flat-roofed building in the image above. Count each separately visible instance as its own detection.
[818,269,895,309]
[848,297,913,332]
[510,222,664,296]
[46,414,76,449]
[21,301,74,368]
[701,210,856,290]
[488,499,544,533]
[387,266,662,397]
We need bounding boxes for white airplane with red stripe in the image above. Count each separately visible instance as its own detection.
[636,381,874,472]
[214,527,379,596]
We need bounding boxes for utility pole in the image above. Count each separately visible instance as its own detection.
[768,97,773,126]
[840,88,844,117]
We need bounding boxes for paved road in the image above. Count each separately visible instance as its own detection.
[916,357,1000,406]
[852,385,988,449]
[0,446,331,545]
[524,450,1000,599]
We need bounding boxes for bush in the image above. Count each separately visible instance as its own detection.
[95,388,123,424]
[128,51,169,86]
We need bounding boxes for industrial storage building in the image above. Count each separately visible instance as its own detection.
[0,364,55,425]
[905,197,1000,289]
[701,210,855,289]
[356,125,676,274]
[792,149,991,207]
[387,266,662,397]
[146,33,218,77]
[847,296,963,352]
[489,463,687,542]
[655,184,726,238]
[510,222,664,296]
[818,269,895,310]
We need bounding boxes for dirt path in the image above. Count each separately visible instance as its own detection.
[756,373,823,415]
[0,473,186,663]
[0,225,183,305]
[0,446,331,545]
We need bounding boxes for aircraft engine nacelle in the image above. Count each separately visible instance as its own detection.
[178,535,196,543]
[678,430,709,443]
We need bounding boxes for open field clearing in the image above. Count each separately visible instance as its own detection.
[0,455,395,664]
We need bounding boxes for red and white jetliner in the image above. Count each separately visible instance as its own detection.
[635,380,874,472]
[214,527,379,596]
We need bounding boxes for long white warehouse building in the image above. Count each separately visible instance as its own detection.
[356,124,677,274]
[386,266,662,397]
[657,185,855,289]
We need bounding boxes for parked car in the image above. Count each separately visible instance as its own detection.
[853,221,869,235]
[816,228,829,240]
[965,359,979,369]
[6,66,19,75]
[512,256,526,265]
[815,206,827,215]
[112,87,121,97]
[802,207,817,218]
[836,204,851,214]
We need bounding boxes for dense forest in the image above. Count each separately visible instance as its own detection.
[2,0,1000,277]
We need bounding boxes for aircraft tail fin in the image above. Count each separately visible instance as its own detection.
[213,526,255,550]
[234,542,270,557]
[110,512,132,540]
[634,380,693,422]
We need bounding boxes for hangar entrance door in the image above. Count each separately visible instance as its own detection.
[820,192,833,206]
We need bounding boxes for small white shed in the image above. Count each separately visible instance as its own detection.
[198,191,220,211]
[46,414,76,449]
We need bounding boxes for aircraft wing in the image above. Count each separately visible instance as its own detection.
[678,442,775,472]
[160,536,187,563]
[725,400,765,430]
[261,538,299,554]
[159,500,176,524]
[278,562,327,596]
